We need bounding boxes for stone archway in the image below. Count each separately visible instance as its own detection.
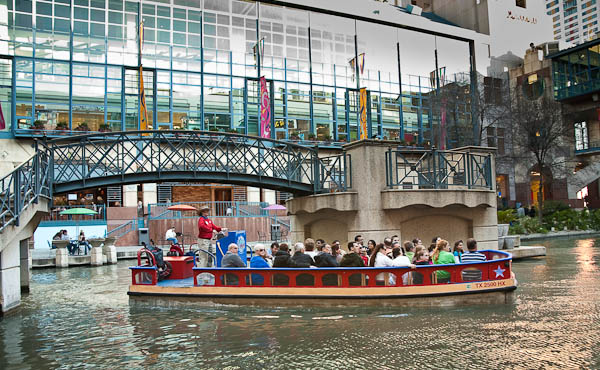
[304,218,349,245]
[400,214,472,246]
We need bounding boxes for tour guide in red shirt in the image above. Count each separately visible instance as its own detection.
[196,205,226,267]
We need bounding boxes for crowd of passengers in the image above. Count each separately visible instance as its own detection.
[220,235,488,284]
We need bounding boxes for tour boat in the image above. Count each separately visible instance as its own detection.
[128,250,517,307]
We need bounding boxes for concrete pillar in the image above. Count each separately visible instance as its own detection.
[103,237,118,264]
[143,183,157,207]
[19,239,29,293]
[123,184,138,207]
[55,247,69,268]
[90,246,103,266]
[0,239,22,313]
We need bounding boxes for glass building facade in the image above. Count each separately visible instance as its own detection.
[0,0,475,147]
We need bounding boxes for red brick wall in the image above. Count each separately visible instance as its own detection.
[172,186,212,203]
[106,206,138,246]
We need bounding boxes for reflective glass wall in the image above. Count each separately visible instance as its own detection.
[0,0,474,147]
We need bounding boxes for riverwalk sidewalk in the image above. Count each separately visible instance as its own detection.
[519,230,600,241]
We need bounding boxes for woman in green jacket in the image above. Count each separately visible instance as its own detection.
[432,239,455,283]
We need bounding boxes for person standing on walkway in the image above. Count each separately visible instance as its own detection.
[197,205,226,267]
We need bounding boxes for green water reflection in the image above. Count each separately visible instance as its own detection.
[1,237,599,369]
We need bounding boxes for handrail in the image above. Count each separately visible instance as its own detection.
[106,219,138,239]
[385,148,493,190]
[0,140,52,233]
[148,201,270,219]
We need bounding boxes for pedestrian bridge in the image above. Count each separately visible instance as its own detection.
[1,130,351,234]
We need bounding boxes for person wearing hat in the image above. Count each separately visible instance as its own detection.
[196,205,226,267]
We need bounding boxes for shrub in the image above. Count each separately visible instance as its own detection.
[542,200,570,216]
[498,209,517,224]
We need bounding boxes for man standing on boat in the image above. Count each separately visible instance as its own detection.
[197,205,226,267]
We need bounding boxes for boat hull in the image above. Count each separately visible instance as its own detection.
[128,278,517,308]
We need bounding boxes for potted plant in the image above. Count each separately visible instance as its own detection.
[289,133,300,141]
[98,123,112,133]
[55,121,68,132]
[75,122,90,132]
[322,134,332,142]
[32,120,45,134]
[307,133,316,141]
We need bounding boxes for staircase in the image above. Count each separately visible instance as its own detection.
[0,149,51,253]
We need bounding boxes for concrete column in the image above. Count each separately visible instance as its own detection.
[55,247,69,268]
[143,183,157,207]
[0,239,22,313]
[123,184,138,208]
[90,247,103,266]
[19,239,29,293]
[103,237,118,264]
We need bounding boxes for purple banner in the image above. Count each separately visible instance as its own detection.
[260,77,271,138]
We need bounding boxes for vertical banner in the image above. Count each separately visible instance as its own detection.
[0,103,5,130]
[139,22,148,131]
[359,87,368,140]
[259,76,271,138]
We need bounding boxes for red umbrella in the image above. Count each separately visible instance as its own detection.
[167,204,198,244]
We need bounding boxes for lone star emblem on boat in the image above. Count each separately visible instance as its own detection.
[494,266,506,278]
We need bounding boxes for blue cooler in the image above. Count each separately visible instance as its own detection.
[215,230,247,267]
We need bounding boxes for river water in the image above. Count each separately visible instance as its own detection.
[1,236,599,369]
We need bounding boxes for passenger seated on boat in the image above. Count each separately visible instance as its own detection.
[304,238,317,261]
[290,243,315,268]
[392,247,416,285]
[340,242,365,267]
[222,243,245,267]
[404,241,415,262]
[272,243,291,286]
[273,243,292,268]
[453,240,464,263]
[370,243,395,285]
[315,244,339,267]
[340,242,366,286]
[291,243,315,286]
[432,239,455,284]
[411,250,431,284]
[222,243,244,286]
[461,238,486,263]
[249,244,270,285]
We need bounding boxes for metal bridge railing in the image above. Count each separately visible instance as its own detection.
[385,148,493,190]
[315,153,352,193]
[0,141,52,233]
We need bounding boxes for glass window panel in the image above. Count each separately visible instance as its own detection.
[74,7,88,20]
[91,9,104,22]
[74,21,88,35]
[90,23,105,36]
[36,16,52,31]
[204,0,230,12]
[157,17,170,30]
[16,1,32,13]
[54,4,70,18]
[37,2,53,16]
[90,0,105,9]
[54,19,70,33]
[108,11,123,24]
[15,14,32,28]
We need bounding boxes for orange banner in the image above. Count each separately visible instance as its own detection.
[359,88,368,140]
[139,22,148,131]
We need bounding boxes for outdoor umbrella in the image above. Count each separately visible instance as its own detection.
[262,204,287,238]
[59,207,98,238]
[167,204,198,244]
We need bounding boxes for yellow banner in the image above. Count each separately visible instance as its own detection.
[139,22,148,131]
[359,88,368,140]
